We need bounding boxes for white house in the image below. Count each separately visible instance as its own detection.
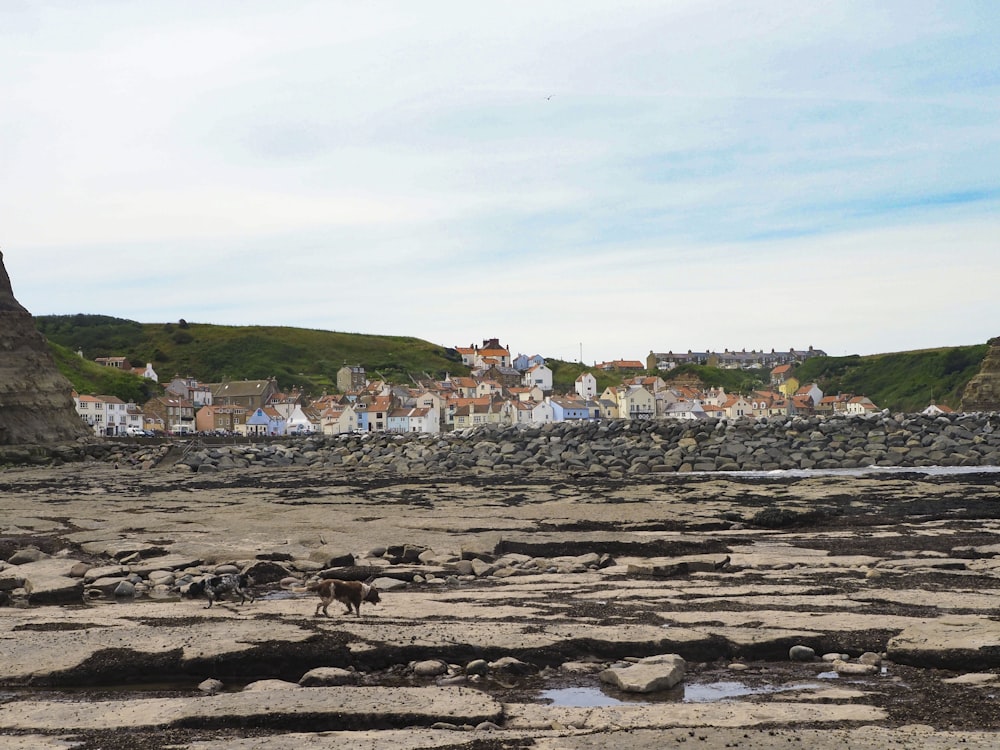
[723,395,754,419]
[522,363,553,392]
[138,362,158,383]
[663,400,707,420]
[845,396,879,416]
[505,400,535,424]
[74,393,130,436]
[284,404,321,434]
[387,407,438,433]
[701,387,728,407]
[125,403,145,434]
[244,407,286,436]
[618,385,655,421]
[321,404,358,435]
[476,380,504,398]
[530,399,555,424]
[795,383,824,408]
[575,372,598,399]
[508,386,545,403]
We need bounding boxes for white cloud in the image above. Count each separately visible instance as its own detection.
[2,1,997,365]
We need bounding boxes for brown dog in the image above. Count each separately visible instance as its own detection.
[299,578,380,617]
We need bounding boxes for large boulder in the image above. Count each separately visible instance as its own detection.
[599,654,686,693]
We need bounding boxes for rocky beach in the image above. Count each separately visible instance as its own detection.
[3,433,1000,749]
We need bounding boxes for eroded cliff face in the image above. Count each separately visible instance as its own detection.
[960,337,1000,413]
[0,251,91,445]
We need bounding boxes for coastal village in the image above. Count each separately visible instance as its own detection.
[70,338,895,438]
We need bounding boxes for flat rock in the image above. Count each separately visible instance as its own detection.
[0,608,315,683]
[887,615,1000,669]
[0,558,84,604]
[0,686,502,732]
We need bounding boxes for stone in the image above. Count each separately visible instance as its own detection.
[452,560,475,576]
[789,645,816,661]
[561,660,604,674]
[198,678,224,694]
[412,659,449,677]
[599,654,686,693]
[324,552,355,568]
[0,574,26,591]
[470,558,496,577]
[242,560,290,584]
[459,539,496,562]
[299,667,356,687]
[372,576,406,591]
[113,580,136,597]
[7,547,47,565]
[465,659,489,676]
[488,656,537,675]
[83,565,128,584]
[832,659,879,675]
[68,562,92,578]
[243,679,300,691]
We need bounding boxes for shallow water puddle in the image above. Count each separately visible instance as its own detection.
[683,680,821,702]
[541,680,823,707]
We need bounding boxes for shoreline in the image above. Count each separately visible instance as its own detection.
[2,464,1000,748]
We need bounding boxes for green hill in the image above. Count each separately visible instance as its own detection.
[792,345,988,413]
[36,314,467,396]
[48,339,161,404]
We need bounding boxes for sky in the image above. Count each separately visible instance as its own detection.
[2,1,998,364]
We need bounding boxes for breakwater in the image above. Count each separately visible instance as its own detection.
[92,411,1000,475]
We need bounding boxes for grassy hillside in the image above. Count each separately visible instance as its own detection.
[36,315,467,395]
[49,340,161,404]
[548,359,622,394]
[661,364,769,394]
[793,345,988,413]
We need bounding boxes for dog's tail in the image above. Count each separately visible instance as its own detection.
[291,581,322,593]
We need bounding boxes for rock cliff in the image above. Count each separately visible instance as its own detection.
[960,336,1000,412]
[0,251,91,446]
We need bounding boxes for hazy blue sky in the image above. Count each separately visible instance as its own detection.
[3,1,997,364]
